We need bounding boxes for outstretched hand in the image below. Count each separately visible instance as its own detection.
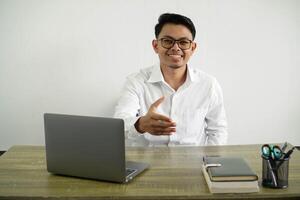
[135,96,176,135]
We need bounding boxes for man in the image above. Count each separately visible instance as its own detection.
[114,13,227,146]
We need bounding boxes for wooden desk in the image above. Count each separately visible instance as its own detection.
[0,145,299,199]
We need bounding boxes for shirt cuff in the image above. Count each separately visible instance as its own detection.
[124,116,143,139]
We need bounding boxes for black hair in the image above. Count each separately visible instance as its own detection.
[155,13,196,40]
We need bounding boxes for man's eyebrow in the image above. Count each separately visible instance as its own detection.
[161,35,192,40]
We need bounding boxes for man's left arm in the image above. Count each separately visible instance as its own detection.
[205,78,228,145]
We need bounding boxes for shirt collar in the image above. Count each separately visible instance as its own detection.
[147,64,165,83]
[147,64,197,84]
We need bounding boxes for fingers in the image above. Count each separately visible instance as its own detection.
[147,119,176,135]
[150,127,176,135]
[154,119,176,128]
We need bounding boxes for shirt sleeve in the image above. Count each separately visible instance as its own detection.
[113,75,143,140]
[205,78,228,145]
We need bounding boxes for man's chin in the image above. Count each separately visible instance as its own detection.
[167,64,185,69]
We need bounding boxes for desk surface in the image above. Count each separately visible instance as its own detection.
[0,144,299,200]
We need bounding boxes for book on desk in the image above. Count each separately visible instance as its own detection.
[202,156,259,193]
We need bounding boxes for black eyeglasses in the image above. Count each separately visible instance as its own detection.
[158,38,193,50]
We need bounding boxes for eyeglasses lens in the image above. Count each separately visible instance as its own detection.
[160,38,191,50]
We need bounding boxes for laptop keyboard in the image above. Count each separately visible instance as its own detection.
[126,168,137,177]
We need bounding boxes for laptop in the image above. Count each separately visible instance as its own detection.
[44,113,149,183]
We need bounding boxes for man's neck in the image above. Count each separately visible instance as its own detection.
[160,65,187,91]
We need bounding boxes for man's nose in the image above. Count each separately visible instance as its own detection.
[170,41,181,51]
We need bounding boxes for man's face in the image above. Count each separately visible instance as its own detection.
[152,24,196,69]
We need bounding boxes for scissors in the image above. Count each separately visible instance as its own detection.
[261,144,283,160]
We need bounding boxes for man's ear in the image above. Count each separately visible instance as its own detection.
[191,42,197,52]
[152,39,159,53]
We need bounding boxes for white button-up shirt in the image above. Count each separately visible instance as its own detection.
[114,64,228,146]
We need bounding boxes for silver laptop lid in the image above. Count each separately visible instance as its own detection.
[44,113,126,183]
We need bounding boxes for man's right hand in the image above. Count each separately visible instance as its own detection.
[135,96,176,135]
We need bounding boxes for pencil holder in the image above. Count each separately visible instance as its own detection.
[262,156,289,188]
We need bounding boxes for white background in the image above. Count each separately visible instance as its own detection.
[0,0,299,150]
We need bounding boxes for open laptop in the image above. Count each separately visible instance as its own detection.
[44,113,149,183]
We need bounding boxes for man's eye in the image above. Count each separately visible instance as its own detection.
[163,39,173,44]
[179,40,189,45]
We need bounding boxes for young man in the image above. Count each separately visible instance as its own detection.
[114,13,228,146]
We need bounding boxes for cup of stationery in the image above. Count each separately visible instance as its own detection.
[261,143,299,188]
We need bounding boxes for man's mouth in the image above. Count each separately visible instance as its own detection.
[167,54,183,58]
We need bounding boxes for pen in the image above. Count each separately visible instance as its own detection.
[276,146,300,170]
[283,148,294,159]
[281,142,288,153]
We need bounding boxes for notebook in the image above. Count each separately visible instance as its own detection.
[201,164,259,193]
[44,113,149,183]
[203,156,258,181]
[202,156,259,193]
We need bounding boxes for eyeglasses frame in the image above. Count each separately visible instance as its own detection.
[158,37,194,50]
